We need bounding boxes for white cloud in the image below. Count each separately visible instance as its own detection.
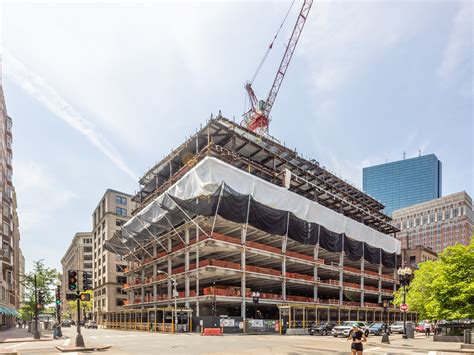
[14,160,77,232]
[436,2,472,89]
[2,50,139,181]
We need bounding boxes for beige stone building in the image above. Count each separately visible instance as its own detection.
[92,190,135,322]
[0,86,22,326]
[393,191,474,253]
[60,232,93,320]
[402,245,437,269]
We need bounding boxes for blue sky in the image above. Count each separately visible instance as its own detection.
[1,0,472,271]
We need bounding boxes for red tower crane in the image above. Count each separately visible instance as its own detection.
[242,0,313,136]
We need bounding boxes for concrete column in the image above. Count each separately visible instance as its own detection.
[167,237,172,301]
[185,229,190,307]
[241,226,247,319]
[314,245,319,301]
[282,257,286,301]
[339,253,344,305]
[360,258,365,307]
[141,286,145,303]
[378,263,382,303]
[196,227,200,317]
[153,244,157,258]
[153,263,157,301]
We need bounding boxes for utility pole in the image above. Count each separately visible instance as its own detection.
[33,275,40,340]
[75,291,85,347]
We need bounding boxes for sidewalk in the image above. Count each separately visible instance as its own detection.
[369,333,473,353]
[0,327,53,343]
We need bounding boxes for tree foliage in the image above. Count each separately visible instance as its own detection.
[393,238,474,320]
[19,260,60,320]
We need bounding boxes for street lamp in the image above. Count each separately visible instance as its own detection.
[157,270,178,332]
[252,291,260,319]
[397,266,413,339]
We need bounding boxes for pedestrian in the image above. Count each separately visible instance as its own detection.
[424,320,431,337]
[347,323,367,355]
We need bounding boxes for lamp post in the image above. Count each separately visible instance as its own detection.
[252,291,260,319]
[381,299,390,344]
[397,266,413,339]
[157,270,178,333]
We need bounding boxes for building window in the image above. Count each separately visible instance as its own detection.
[116,276,127,284]
[116,299,125,307]
[116,265,126,273]
[116,196,127,205]
[444,210,450,220]
[84,263,92,269]
[3,222,10,235]
[84,246,92,252]
[116,207,127,217]
[437,211,443,221]
[116,219,126,227]
[452,208,459,218]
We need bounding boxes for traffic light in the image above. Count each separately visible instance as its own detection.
[83,271,92,291]
[37,290,44,308]
[68,270,78,291]
[79,292,90,302]
[55,286,61,306]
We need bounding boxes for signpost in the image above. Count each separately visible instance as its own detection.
[400,303,409,312]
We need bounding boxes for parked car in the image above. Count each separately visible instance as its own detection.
[85,320,97,329]
[309,322,336,336]
[415,322,425,333]
[61,320,72,327]
[332,322,370,337]
[369,322,391,336]
[390,321,413,334]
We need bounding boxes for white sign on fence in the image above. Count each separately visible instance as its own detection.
[250,319,264,328]
[219,319,235,327]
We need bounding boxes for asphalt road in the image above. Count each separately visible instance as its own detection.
[0,327,468,354]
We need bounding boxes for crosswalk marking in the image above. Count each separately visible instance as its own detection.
[62,338,71,346]
[5,342,26,349]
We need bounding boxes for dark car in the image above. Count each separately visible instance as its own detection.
[369,322,391,336]
[61,320,72,327]
[310,322,336,336]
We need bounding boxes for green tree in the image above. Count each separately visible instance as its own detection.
[19,260,60,320]
[393,238,474,320]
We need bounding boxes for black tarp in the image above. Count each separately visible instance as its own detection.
[113,182,400,267]
[364,243,381,264]
[344,235,364,261]
[319,226,343,253]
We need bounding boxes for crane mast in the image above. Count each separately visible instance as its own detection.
[242,0,313,136]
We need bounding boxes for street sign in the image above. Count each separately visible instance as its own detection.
[400,303,409,312]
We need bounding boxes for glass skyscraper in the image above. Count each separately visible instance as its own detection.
[363,154,442,216]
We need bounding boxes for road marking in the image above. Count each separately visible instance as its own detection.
[63,338,71,346]
[428,352,437,355]
[365,347,381,352]
[5,342,26,349]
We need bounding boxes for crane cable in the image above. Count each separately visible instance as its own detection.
[250,0,297,85]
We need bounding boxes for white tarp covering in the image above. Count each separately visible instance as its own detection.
[125,157,400,253]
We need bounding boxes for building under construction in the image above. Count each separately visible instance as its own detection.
[103,116,417,333]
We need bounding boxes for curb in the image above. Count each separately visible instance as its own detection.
[55,344,111,353]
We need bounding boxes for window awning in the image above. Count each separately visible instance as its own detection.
[0,305,20,317]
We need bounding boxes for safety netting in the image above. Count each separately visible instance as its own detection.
[105,157,400,268]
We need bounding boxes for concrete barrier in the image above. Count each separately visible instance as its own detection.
[202,328,223,336]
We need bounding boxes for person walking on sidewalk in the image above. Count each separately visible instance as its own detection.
[424,321,431,337]
[347,323,367,355]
